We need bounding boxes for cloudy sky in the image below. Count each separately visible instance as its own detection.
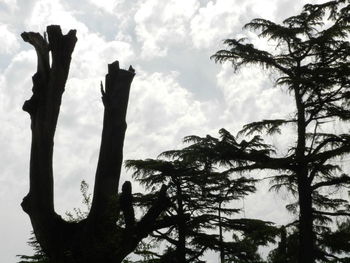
[0,0,329,262]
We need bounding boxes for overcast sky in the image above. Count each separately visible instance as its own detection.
[0,0,329,262]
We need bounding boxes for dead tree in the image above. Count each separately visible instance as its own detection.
[21,25,169,263]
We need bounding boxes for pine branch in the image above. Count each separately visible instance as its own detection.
[313,210,350,217]
[211,38,293,75]
[311,174,350,190]
[135,185,170,240]
[238,119,295,136]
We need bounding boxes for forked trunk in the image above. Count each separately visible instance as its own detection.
[21,25,169,263]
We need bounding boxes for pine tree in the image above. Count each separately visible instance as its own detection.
[211,1,350,262]
[126,134,277,263]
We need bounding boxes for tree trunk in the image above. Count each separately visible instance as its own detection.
[21,25,169,263]
[297,171,314,263]
[277,226,287,262]
[294,84,315,263]
[176,180,187,263]
[218,202,225,263]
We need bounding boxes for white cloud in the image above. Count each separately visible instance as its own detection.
[190,0,252,49]
[87,0,121,14]
[70,32,135,79]
[21,0,136,78]
[1,50,36,110]
[0,49,35,262]
[1,0,18,10]
[189,0,324,50]
[215,62,294,134]
[25,0,88,34]
[0,24,19,54]
[134,0,199,58]
[125,69,207,158]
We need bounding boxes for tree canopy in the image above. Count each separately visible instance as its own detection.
[126,133,277,263]
[212,1,350,262]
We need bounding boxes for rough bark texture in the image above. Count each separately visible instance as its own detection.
[22,25,169,263]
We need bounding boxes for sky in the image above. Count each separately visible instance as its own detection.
[0,0,330,262]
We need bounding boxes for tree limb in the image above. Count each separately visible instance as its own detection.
[89,61,135,222]
[312,175,350,190]
[313,210,350,217]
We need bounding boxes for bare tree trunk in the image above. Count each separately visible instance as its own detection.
[21,25,169,263]
[21,25,78,261]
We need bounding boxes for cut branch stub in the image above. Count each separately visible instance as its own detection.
[21,25,77,119]
[21,25,77,261]
[21,31,49,116]
[89,61,135,223]
[22,25,77,216]
[120,181,136,230]
[102,61,135,112]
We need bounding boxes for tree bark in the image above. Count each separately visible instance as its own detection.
[88,61,134,223]
[294,84,315,263]
[175,180,187,263]
[218,202,225,263]
[21,25,169,263]
[297,172,314,263]
[21,25,78,261]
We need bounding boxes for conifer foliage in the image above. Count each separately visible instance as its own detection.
[126,133,277,263]
[212,1,350,262]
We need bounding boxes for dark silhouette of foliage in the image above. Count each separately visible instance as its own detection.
[268,218,350,263]
[211,1,350,262]
[17,234,50,263]
[267,225,299,263]
[20,25,169,263]
[319,218,350,262]
[126,134,278,263]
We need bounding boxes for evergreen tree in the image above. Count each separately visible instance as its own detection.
[268,218,350,263]
[126,134,277,263]
[211,1,350,262]
[321,219,350,262]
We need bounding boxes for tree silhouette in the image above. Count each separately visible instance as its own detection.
[267,225,298,263]
[17,181,91,263]
[268,218,350,263]
[126,133,277,263]
[21,25,169,263]
[211,1,350,262]
[320,218,350,261]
